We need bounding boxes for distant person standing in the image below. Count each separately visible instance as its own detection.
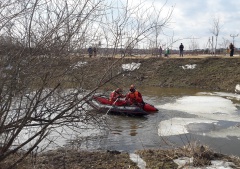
[159,46,162,57]
[93,47,97,57]
[165,48,170,57]
[229,43,234,57]
[88,46,93,57]
[179,43,184,57]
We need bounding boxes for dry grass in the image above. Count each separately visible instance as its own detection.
[136,143,240,168]
[0,149,139,169]
[1,144,240,169]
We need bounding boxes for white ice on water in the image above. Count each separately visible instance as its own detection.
[158,117,218,136]
[157,93,240,139]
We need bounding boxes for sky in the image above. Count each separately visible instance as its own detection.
[152,0,240,50]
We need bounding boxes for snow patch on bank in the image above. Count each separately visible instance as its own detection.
[180,64,197,69]
[174,157,235,169]
[71,61,87,69]
[130,153,146,169]
[235,84,240,94]
[122,62,141,71]
[130,154,236,169]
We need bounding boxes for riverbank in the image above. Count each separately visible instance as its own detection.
[2,144,240,168]
[2,55,240,169]
[79,55,240,93]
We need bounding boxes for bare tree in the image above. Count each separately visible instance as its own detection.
[99,0,173,57]
[0,1,107,167]
[0,0,173,168]
[210,17,221,56]
[189,37,200,55]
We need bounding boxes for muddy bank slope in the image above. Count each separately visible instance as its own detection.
[86,57,240,92]
[132,57,240,92]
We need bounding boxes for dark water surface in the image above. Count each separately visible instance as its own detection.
[67,87,240,156]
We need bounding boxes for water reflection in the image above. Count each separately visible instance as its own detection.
[129,123,138,136]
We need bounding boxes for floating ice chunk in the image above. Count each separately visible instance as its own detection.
[197,91,240,101]
[157,96,238,121]
[158,117,217,136]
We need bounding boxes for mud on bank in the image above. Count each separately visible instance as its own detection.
[79,56,240,93]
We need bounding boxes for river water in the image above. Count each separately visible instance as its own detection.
[39,87,240,156]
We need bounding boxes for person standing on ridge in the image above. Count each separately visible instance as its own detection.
[179,43,184,57]
[88,46,93,57]
[229,43,234,57]
[159,46,162,57]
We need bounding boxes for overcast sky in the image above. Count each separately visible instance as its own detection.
[154,0,240,49]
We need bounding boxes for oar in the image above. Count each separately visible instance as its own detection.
[106,98,119,115]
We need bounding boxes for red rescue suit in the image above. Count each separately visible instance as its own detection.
[109,91,122,102]
[109,90,126,106]
[126,90,143,105]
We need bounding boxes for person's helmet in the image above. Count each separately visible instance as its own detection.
[130,85,135,92]
[115,88,122,93]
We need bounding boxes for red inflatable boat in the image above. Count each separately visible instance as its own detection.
[90,95,158,116]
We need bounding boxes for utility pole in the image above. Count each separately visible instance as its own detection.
[212,36,214,55]
[230,34,238,45]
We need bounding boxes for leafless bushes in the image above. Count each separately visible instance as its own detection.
[0,0,172,168]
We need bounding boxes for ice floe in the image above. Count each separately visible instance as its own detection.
[197,91,240,101]
[204,125,240,139]
[157,94,240,139]
[158,117,218,136]
[157,96,238,121]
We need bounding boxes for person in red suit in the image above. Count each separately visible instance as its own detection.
[125,85,144,107]
[109,88,125,105]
